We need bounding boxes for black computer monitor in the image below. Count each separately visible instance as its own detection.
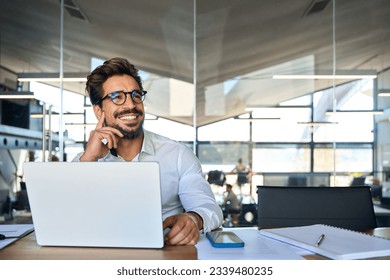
[350,177,366,187]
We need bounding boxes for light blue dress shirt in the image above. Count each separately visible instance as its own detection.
[73,129,223,233]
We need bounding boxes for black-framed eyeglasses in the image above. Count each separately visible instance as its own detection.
[97,89,147,105]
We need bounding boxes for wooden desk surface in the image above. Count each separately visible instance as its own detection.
[366,227,390,239]
[1,228,389,260]
[0,232,197,260]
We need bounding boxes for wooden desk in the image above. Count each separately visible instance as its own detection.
[366,227,390,239]
[0,232,197,260]
[1,228,389,260]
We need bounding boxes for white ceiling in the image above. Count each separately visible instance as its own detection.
[1,0,389,126]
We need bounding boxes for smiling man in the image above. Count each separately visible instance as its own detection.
[73,57,223,245]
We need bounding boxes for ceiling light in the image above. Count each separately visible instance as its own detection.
[245,105,309,111]
[297,121,337,126]
[273,74,377,80]
[325,110,383,115]
[245,107,263,111]
[17,72,88,82]
[0,91,34,99]
[145,114,159,120]
[234,116,281,121]
[65,123,96,127]
[272,70,377,80]
[378,89,390,97]
[31,113,85,118]
[18,77,87,82]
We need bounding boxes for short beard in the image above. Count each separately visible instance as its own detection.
[113,119,144,140]
[110,108,144,140]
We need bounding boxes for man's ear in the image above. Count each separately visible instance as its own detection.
[93,104,103,120]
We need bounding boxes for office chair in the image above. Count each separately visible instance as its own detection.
[238,203,258,227]
[207,170,226,186]
[222,202,241,228]
[257,186,377,231]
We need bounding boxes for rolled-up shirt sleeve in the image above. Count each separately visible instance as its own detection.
[177,146,223,233]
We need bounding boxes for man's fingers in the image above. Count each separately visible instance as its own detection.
[99,131,120,149]
[100,127,124,138]
[163,214,200,245]
[163,216,175,230]
[96,111,105,129]
[95,112,124,139]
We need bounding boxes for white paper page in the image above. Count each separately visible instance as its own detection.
[259,224,390,260]
[0,224,34,250]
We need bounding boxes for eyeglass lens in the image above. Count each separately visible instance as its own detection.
[109,90,145,105]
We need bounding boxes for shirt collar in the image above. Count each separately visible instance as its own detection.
[101,129,156,160]
[140,129,156,157]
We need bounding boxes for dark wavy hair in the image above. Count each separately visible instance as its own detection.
[86,57,143,106]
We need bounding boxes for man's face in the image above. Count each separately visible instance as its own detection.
[97,74,145,139]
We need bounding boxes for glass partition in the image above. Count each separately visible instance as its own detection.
[1,1,389,194]
[37,1,384,185]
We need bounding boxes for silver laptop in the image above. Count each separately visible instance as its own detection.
[23,161,164,248]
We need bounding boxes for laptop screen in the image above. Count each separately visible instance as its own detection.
[24,161,164,248]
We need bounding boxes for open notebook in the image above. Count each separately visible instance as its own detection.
[259,224,390,260]
[23,161,164,248]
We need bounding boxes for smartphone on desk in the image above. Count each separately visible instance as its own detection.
[206,231,245,248]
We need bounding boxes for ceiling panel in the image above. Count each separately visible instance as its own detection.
[1,0,389,127]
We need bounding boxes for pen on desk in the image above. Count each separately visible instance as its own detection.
[316,234,325,246]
